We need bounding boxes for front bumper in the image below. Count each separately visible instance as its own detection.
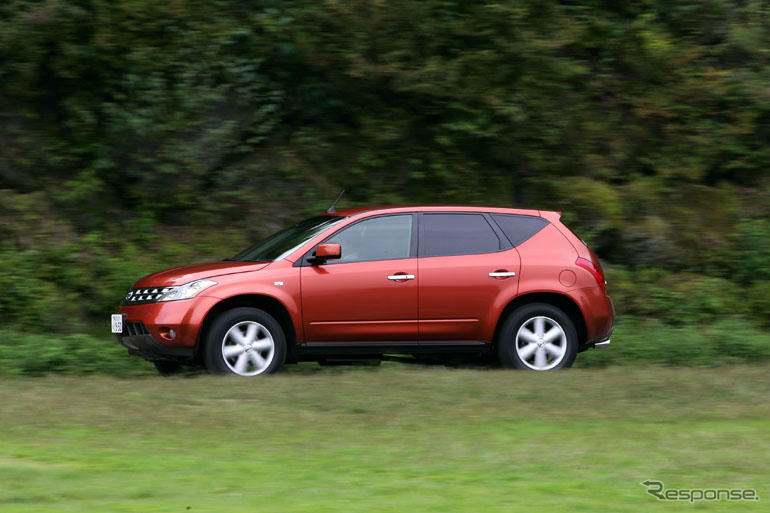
[115,295,219,361]
[117,295,219,347]
[117,331,194,362]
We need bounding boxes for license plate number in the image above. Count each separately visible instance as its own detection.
[111,314,123,334]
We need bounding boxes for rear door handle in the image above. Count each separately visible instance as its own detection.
[489,271,516,277]
[388,274,415,280]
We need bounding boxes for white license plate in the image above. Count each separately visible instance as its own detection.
[111,314,123,334]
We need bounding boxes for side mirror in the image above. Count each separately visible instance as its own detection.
[313,243,341,263]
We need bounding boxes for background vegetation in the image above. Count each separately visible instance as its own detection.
[1,0,769,373]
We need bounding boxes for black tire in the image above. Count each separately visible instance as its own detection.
[203,307,286,376]
[153,360,183,377]
[497,303,578,370]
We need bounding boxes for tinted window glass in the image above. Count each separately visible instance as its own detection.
[326,215,413,263]
[491,214,549,247]
[422,214,501,257]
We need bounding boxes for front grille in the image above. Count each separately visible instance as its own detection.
[123,321,150,337]
[121,287,174,306]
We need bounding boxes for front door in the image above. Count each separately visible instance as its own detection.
[301,214,418,342]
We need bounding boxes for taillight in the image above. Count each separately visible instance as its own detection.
[576,257,606,293]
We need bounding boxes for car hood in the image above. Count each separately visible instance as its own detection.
[134,261,269,287]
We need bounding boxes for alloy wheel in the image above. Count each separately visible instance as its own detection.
[515,316,567,371]
[221,321,275,376]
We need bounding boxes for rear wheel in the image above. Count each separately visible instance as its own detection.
[203,307,286,376]
[497,303,577,370]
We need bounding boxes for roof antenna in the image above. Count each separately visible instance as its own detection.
[326,189,345,213]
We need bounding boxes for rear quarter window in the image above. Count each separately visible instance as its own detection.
[491,214,549,247]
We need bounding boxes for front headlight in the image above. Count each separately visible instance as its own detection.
[156,279,218,302]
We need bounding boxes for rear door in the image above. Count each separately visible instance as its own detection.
[300,214,418,342]
[418,212,520,342]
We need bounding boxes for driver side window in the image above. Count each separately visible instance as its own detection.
[325,215,413,263]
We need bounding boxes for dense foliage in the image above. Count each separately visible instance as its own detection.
[0,0,768,372]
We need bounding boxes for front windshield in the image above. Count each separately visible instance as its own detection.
[229,215,344,262]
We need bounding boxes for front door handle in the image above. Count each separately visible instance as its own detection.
[388,274,415,281]
[489,271,516,278]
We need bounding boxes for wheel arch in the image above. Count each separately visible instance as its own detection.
[195,294,298,362]
[493,292,587,350]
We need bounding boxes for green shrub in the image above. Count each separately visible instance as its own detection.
[746,280,770,328]
[577,316,770,368]
[707,318,770,362]
[604,267,748,323]
[0,330,153,376]
[3,317,767,376]
[731,219,770,285]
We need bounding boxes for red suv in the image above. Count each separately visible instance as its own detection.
[113,206,613,375]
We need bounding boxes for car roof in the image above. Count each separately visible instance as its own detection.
[328,205,547,217]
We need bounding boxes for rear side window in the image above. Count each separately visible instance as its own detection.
[421,213,501,257]
[491,214,549,247]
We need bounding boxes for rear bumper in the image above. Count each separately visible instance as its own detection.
[576,288,614,344]
[585,321,613,349]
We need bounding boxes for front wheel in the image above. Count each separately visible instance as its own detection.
[497,303,577,371]
[203,307,286,376]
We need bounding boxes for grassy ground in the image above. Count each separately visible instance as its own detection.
[0,365,767,512]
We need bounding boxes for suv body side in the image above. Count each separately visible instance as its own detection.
[119,206,613,359]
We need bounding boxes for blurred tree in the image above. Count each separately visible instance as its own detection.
[0,0,769,334]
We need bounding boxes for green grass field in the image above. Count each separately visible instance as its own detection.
[1,365,768,512]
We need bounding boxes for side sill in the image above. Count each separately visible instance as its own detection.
[295,341,489,356]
